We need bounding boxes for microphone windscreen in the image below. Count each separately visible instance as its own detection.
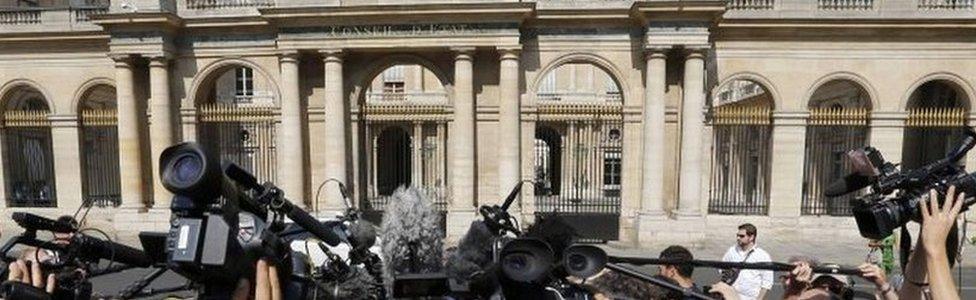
[348,220,377,251]
[380,187,444,295]
[446,221,494,284]
[824,173,872,197]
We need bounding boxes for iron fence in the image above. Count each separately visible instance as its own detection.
[903,107,967,170]
[2,110,56,207]
[80,109,120,207]
[198,104,278,184]
[801,107,870,216]
[708,105,772,215]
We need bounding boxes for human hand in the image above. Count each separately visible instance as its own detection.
[232,259,281,300]
[783,262,813,295]
[858,263,887,289]
[7,259,55,294]
[709,282,740,300]
[920,186,964,257]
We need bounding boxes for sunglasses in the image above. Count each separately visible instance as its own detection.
[736,234,748,238]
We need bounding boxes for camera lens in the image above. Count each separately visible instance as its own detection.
[504,253,529,271]
[567,253,587,272]
[171,154,203,185]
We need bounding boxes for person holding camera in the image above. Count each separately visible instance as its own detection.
[899,186,964,300]
[721,223,774,300]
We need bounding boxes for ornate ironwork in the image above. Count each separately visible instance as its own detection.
[2,110,56,207]
[709,104,772,215]
[79,109,120,207]
[802,107,870,216]
[198,103,278,184]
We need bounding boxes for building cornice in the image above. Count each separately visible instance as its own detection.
[260,2,535,27]
[718,18,976,29]
[91,12,184,30]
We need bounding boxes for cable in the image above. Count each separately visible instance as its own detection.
[78,227,115,271]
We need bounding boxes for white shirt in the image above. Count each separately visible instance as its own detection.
[722,244,774,300]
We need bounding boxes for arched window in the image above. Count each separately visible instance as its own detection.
[1,85,56,207]
[197,66,278,183]
[903,80,969,170]
[709,79,773,215]
[78,84,120,207]
[801,80,871,216]
[533,62,623,241]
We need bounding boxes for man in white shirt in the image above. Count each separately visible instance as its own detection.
[721,223,774,300]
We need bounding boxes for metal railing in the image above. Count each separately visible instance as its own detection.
[903,107,968,170]
[365,91,449,104]
[919,0,974,9]
[819,0,874,10]
[2,110,56,208]
[536,92,623,103]
[197,104,278,184]
[186,0,274,9]
[801,107,870,216]
[80,109,121,207]
[708,104,772,215]
[727,0,775,10]
[0,9,41,25]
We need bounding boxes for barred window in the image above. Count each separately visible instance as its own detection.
[235,67,253,97]
[78,84,120,207]
[1,87,56,207]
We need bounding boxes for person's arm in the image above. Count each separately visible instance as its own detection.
[757,253,774,300]
[919,187,963,300]
[859,263,898,300]
[782,262,812,300]
[897,234,926,300]
[709,282,740,300]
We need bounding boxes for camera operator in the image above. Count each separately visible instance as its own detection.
[4,247,57,297]
[658,245,703,297]
[231,259,281,300]
[909,186,964,300]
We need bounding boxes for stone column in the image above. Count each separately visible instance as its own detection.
[413,122,423,186]
[768,114,807,217]
[640,48,667,216]
[278,52,306,207]
[448,48,476,235]
[498,48,521,200]
[148,56,175,208]
[322,50,347,211]
[677,49,706,216]
[52,117,83,210]
[113,54,144,210]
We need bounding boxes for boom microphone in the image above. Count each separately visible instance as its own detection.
[223,162,342,246]
[72,235,153,268]
[12,213,76,233]
[824,173,873,197]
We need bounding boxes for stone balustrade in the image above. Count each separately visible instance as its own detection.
[185,0,274,9]
[818,0,874,10]
[918,0,973,9]
[727,0,775,10]
[0,9,41,25]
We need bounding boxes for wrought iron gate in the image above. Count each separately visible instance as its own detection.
[534,120,622,241]
[903,107,967,170]
[801,107,869,216]
[198,104,278,183]
[80,109,121,207]
[2,110,56,207]
[708,105,772,215]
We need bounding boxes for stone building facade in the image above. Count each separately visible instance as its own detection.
[1,0,975,247]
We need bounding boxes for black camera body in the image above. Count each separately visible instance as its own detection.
[832,127,976,240]
[157,142,291,296]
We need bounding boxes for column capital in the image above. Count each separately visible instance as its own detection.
[498,47,520,60]
[109,53,137,66]
[148,55,171,67]
[452,47,476,60]
[279,51,301,63]
[319,49,344,62]
[683,47,708,59]
[644,47,668,60]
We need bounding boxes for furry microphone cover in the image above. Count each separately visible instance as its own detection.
[378,186,444,295]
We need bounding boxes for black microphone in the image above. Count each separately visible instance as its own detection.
[824,173,873,197]
[12,212,76,233]
[223,162,342,246]
[500,182,524,211]
[72,234,153,268]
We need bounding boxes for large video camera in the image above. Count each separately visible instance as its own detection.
[826,126,976,240]
[155,142,342,298]
[0,212,152,300]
